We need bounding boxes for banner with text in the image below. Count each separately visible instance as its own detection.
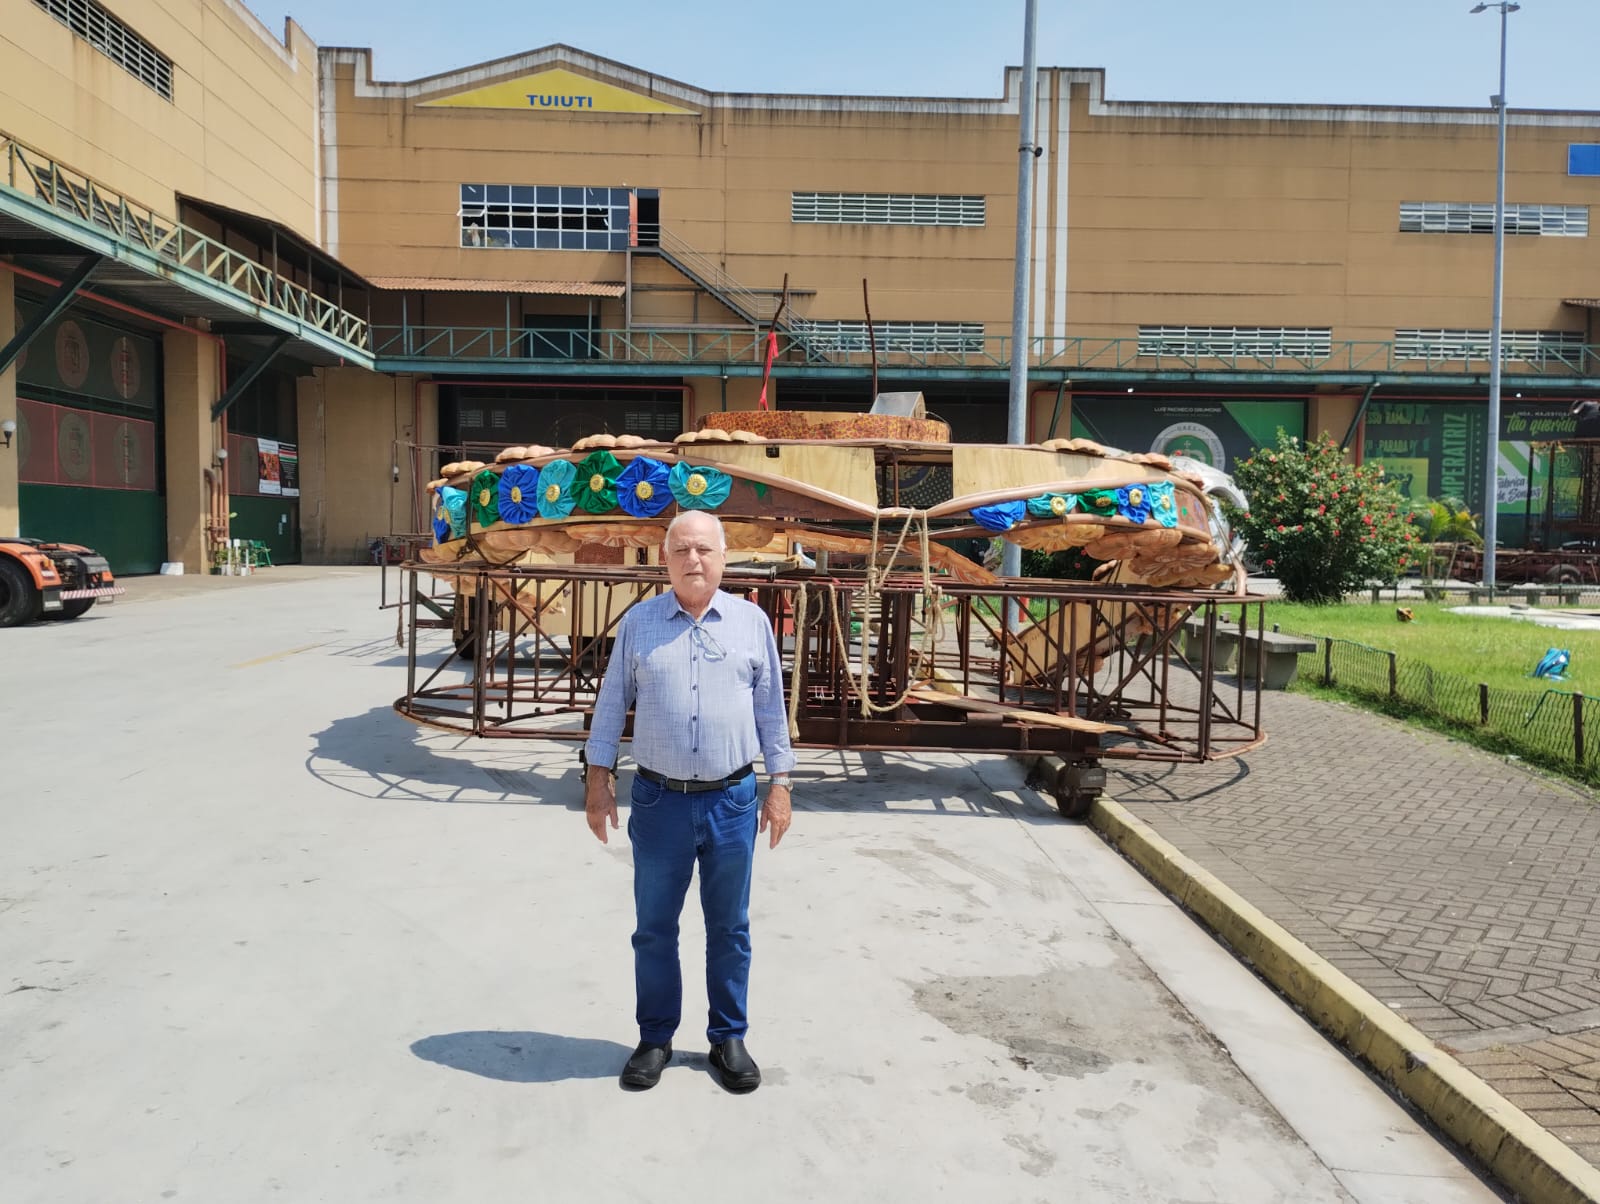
[1070,398,1307,473]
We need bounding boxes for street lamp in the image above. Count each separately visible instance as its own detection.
[1471,0,1519,588]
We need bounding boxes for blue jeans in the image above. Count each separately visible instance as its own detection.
[628,771,759,1045]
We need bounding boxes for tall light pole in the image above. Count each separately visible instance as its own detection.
[1003,0,1040,600]
[1472,0,1518,588]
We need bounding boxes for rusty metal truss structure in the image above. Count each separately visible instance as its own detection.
[392,561,1268,817]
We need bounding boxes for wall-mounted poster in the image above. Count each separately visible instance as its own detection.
[258,437,283,496]
[279,443,299,498]
[1361,400,1583,546]
[1360,402,1486,504]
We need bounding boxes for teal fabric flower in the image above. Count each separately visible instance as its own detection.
[433,487,466,544]
[972,501,1027,532]
[470,469,501,528]
[536,459,578,520]
[669,462,732,510]
[1026,492,1079,519]
[1147,481,1179,528]
[498,464,540,524]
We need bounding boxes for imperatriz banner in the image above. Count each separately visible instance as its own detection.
[1360,401,1582,541]
[422,68,696,114]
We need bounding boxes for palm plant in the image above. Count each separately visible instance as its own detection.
[1407,496,1481,582]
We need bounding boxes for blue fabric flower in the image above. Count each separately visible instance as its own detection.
[1147,481,1179,528]
[617,457,673,518]
[1026,492,1079,519]
[432,486,466,544]
[1116,485,1153,524]
[498,463,540,524]
[972,501,1027,532]
[536,459,578,520]
[669,462,732,510]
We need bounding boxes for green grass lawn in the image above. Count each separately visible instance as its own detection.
[1242,600,1598,693]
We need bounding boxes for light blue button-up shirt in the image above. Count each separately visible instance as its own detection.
[585,588,796,781]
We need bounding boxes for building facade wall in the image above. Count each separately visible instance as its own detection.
[297,366,417,563]
[3,0,321,239]
[15,32,1600,562]
[320,49,1030,331]
[1063,87,1600,344]
[323,51,1600,357]
[0,272,15,539]
[162,326,220,572]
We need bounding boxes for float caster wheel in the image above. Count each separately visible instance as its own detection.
[1054,759,1106,821]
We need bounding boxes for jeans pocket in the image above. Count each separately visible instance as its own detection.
[723,774,759,813]
[631,776,665,809]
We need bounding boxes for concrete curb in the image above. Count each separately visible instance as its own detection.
[1027,755,1600,1204]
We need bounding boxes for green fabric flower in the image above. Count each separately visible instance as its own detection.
[470,469,501,528]
[573,450,622,514]
[1081,488,1121,517]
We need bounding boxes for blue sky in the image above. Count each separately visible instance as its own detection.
[244,0,1599,110]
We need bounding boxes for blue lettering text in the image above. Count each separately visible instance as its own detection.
[525,94,596,109]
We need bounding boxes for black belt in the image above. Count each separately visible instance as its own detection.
[636,764,754,794]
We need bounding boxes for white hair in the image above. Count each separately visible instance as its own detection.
[664,510,726,549]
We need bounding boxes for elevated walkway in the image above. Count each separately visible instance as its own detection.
[0,132,372,368]
[370,320,1600,389]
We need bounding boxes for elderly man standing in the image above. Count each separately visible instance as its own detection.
[583,510,795,1093]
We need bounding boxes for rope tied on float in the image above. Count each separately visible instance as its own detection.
[802,508,947,720]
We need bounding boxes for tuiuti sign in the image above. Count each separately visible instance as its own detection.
[423,67,696,114]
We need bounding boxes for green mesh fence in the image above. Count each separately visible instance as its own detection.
[1285,631,1598,776]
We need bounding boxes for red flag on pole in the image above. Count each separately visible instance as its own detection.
[757,329,778,410]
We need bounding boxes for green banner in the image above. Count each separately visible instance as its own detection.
[1361,402,1488,508]
[1362,401,1584,524]
[1070,399,1306,472]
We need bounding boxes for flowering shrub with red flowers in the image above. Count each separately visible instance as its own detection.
[1225,430,1419,603]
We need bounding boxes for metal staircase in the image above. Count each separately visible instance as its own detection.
[637,225,794,330]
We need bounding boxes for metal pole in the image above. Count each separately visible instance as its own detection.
[863,278,879,401]
[1002,0,1040,600]
[1481,1,1516,588]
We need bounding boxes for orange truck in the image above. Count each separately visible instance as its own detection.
[0,537,124,627]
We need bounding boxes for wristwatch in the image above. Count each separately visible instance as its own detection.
[770,775,792,788]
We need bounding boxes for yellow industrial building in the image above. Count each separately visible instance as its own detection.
[3,0,1599,573]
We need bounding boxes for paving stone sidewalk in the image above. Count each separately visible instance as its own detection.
[1108,689,1600,1169]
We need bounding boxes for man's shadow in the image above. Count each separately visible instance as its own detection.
[411,1031,633,1082]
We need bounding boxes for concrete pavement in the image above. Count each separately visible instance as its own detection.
[1103,687,1600,1201]
[0,570,1495,1203]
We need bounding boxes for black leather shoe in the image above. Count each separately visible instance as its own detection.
[620,1040,672,1090]
[708,1038,761,1093]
